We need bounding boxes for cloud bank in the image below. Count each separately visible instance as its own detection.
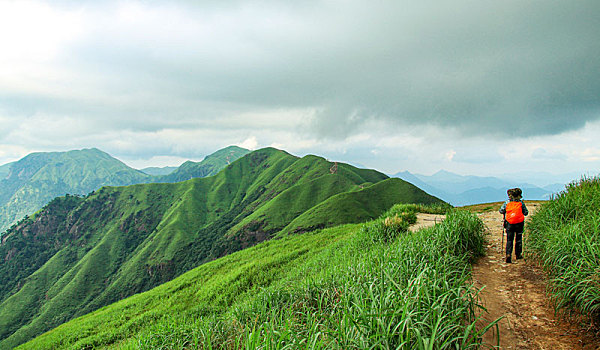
[0,0,599,175]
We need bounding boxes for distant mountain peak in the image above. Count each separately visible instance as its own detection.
[203,145,249,164]
[156,146,251,183]
[430,169,465,179]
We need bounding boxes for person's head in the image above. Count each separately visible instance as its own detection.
[507,187,522,200]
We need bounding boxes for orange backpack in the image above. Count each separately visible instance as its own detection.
[505,201,525,224]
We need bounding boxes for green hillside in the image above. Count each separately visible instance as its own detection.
[0,148,443,348]
[0,148,151,234]
[280,177,444,235]
[157,146,250,183]
[19,205,488,349]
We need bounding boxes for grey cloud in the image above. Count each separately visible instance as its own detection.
[3,0,599,145]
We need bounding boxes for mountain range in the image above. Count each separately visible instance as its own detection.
[393,169,574,206]
[0,147,442,348]
[0,146,249,234]
[1,144,581,235]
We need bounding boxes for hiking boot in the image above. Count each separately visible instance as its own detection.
[505,255,512,263]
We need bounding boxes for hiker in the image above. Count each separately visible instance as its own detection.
[499,188,528,263]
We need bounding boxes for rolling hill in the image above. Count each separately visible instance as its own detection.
[16,206,486,349]
[0,147,444,348]
[0,146,250,235]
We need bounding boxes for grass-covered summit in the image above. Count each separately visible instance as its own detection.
[0,147,443,349]
[156,145,250,183]
[0,148,151,233]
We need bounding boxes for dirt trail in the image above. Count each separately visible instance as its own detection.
[473,204,597,349]
[414,206,598,349]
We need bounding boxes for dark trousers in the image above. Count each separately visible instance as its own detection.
[505,221,524,258]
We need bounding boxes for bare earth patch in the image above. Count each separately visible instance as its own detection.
[409,213,445,232]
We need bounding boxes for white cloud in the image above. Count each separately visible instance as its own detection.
[0,1,84,62]
[3,113,96,148]
[531,148,567,161]
[579,148,600,162]
[237,136,259,150]
[0,144,31,165]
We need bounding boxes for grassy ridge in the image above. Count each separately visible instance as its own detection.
[20,224,357,350]
[0,184,179,348]
[229,156,390,236]
[280,177,447,235]
[0,148,442,348]
[20,205,489,349]
[157,146,250,183]
[527,177,600,322]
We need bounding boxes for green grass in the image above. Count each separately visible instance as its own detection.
[19,224,357,350]
[527,177,600,323]
[20,205,491,349]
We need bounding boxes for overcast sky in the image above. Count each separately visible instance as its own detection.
[1,0,599,179]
